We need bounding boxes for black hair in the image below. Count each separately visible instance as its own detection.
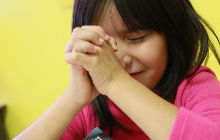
[72,0,220,136]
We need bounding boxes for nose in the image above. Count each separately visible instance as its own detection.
[114,39,133,69]
[121,55,132,68]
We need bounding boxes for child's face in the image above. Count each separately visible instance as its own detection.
[98,5,168,90]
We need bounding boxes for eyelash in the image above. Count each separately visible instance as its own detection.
[127,34,148,43]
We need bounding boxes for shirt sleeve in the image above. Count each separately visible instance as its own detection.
[59,109,86,140]
[169,68,220,140]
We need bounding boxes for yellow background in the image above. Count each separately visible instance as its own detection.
[0,0,219,139]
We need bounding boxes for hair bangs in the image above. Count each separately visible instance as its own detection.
[113,0,168,32]
[72,0,110,30]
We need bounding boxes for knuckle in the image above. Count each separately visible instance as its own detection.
[109,37,117,45]
[64,54,68,61]
[81,25,88,28]
[82,25,105,39]
[73,46,79,52]
[74,46,83,53]
[97,26,106,36]
[73,27,81,32]
[71,38,78,44]
[88,45,96,52]
[84,44,90,50]
[90,32,99,40]
[64,44,71,53]
[83,44,94,53]
[64,53,73,64]
[72,53,79,62]
[90,44,96,50]
[70,39,78,49]
[96,26,105,32]
[72,27,81,36]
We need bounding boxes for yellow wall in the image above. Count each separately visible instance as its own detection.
[0,0,219,139]
[0,0,73,138]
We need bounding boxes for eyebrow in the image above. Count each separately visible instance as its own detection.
[119,28,130,34]
[118,29,146,35]
[115,27,132,35]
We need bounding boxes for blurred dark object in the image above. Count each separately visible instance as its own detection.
[0,104,8,140]
[84,127,112,140]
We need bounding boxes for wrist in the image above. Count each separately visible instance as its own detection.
[104,71,130,96]
[63,85,88,107]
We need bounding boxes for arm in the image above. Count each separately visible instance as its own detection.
[169,68,220,140]
[13,88,85,140]
[13,25,110,140]
[106,72,179,140]
[106,68,220,140]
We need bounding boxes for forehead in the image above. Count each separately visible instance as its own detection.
[98,4,128,35]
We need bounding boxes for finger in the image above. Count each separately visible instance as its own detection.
[73,40,99,54]
[65,39,99,54]
[75,45,98,54]
[108,37,118,51]
[64,52,94,70]
[71,27,105,46]
[81,25,110,41]
[64,40,73,53]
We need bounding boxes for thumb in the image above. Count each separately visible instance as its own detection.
[64,52,93,70]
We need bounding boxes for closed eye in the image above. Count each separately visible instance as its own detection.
[127,34,149,43]
[126,30,153,43]
[128,35,148,41]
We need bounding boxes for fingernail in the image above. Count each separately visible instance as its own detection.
[99,37,104,43]
[93,47,98,53]
[105,34,110,40]
[114,45,118,51]
[115,40,117,46]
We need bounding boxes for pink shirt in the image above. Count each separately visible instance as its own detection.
[60,67,220,140]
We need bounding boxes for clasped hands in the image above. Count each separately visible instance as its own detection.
[64,26,127,95]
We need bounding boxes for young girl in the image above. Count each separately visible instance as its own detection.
[14,0,220,140]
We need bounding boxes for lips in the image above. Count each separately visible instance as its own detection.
[130,71,143,76]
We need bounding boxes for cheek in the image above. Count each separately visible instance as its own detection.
[134,39,167,79]
[133,43,167,70]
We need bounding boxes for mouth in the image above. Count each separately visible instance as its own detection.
[129,71,144,77]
